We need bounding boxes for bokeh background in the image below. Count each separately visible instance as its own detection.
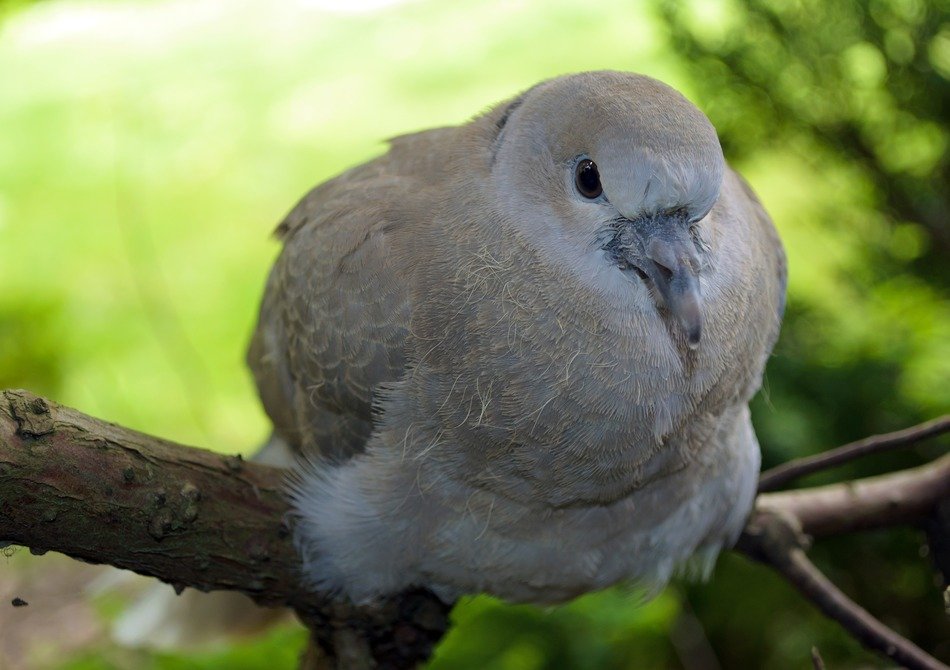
[1,0,948,667]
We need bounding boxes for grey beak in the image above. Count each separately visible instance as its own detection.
[643,234,703,349]
[603,214,705,348]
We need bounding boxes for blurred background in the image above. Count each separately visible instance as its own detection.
[0,0,947,667]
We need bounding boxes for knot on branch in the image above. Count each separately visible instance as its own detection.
[4,390,54,438]
[299,588,452,669]
[736,508,811,566]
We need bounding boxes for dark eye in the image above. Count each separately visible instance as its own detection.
[574,158,602,199]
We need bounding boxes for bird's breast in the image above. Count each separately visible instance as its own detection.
[417,231,739,508]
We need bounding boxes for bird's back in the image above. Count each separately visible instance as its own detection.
[247,126,458,459]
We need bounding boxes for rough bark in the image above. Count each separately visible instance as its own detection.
[0,388,299,607]
[0,389,449,669]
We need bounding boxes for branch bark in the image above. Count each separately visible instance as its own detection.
[1,389,947,668]
[740,455,950,670]
[0,389,449,669]
[0,389,301,607]
[757,452,950,537]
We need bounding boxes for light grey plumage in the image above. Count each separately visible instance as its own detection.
[248,71,787,604]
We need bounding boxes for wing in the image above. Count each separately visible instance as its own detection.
[247,127,455,460]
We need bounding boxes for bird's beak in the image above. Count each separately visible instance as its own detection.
[606,214,704,349]
[641,225,703,349]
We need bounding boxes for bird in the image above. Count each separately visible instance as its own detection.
[247,70,787,605]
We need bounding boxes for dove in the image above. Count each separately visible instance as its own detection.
[248,70,787,605]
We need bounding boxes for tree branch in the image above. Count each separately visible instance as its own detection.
[2,389,947,668]
[737,510,947,670]
[758,416,950,492]
[757,453,950,537]
[741,454,950,670]
[0,389,449,669]
[0,389,302,607]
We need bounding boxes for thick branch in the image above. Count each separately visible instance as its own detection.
[758,416,950,492]
[0,389,302,608]
[0,389,449,669]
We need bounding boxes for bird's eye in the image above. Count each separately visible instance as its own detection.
[574,159,602,199]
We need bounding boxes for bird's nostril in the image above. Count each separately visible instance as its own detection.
[646,239,679,283]
[654,262,673,282]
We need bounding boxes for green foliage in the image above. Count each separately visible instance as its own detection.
[657,1,950,458]
[0,0,946,668]
[657,1,950,666]
[430,591,680,670]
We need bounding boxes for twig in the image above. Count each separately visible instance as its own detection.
[759,416,950,492]
[810,646,826,670]
[670,593,722,670]
[738,511,948,670]
[758,453,950,538]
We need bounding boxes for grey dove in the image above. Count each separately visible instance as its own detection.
[248,70,787,605]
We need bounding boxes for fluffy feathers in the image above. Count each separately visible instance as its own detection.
[248,71,786,604]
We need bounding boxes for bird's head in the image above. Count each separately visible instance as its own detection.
[487,71,726,349]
